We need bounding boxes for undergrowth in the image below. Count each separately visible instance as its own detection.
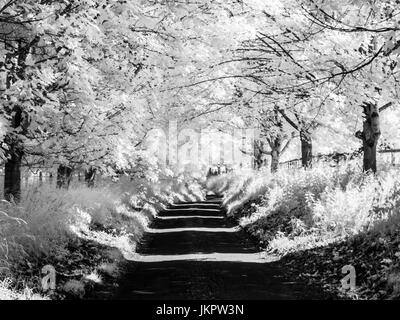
[0,172,205,300]
[207,162,400,299]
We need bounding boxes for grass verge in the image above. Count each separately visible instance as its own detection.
[1,172,205,299]
[207,163,400,299]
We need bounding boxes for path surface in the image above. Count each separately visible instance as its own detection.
[110,194,329,300]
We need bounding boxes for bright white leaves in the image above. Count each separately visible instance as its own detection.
[1,0,398,174]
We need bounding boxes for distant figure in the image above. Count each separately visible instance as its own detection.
[207,166,219,178]
[206,168,213,178]
[214,166,219,175]
[205,164,232,178]
[220,165,227,174]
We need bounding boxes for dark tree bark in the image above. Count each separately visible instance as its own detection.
[57,165,73,189]
[253,139,266,170]
[277,108,316,170]
[356,102,381,173]
[4,144,22,202]
[85,167,96,188]
[300,130,313,168]
[3,40,38,201]
[270,149,280,173]
[268,137,282,173]
[363,136,378,172]
[3,104,24,202]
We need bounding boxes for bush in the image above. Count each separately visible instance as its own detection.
[208,162,400,255]
[0,172,205,299]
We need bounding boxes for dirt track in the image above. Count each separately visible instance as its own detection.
[105,194,331,300]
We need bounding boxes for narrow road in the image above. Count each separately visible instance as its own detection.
[110,193,329,300]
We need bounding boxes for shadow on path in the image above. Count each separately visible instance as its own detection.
[105,193,332,300]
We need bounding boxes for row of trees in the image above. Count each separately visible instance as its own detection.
[1,0,400,201]
[0,0,278,201]
[0,0,199,200]
[180,0,400,173]
[254,0,400,173]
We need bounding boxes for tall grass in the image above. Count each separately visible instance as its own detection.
[207,162,400,255]
[0,172,205,299]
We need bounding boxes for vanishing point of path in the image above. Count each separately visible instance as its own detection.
[110,193,330,300]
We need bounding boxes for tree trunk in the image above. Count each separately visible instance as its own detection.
[270,149,280,173]
[39,171,43,186]
[363,136,378,172]
[254,154,263,170]
[85,167,96,188]
[3,42,36,201]
[269,137,282,173]
[3,105,24,202]
[357,102,380,173]
[300,130,312,168]
[57,165,73,189]
[253,139,265,170]
[4,145,22,202]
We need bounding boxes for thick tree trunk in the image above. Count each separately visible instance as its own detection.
[253,140,265,170]
[57,165,73,189]
[3,105,24,202]
[254,153,263,170]
[3,42,35,201]
[300,130,312,168]
[269,137,282,173]
[4,145,22,202]
[356,102,380,173]
[271,149,280,173]
[363,137,378,173]
[85,167,96,188]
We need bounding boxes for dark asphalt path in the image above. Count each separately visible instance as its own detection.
[109,194,329,300]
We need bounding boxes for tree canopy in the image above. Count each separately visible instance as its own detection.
[1,0,400,198]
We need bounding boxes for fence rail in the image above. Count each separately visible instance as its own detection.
[279,149,400,170]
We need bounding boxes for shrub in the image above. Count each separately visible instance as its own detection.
[0,172,205,299]
[209,162,400,256]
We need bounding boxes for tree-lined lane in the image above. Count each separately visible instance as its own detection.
[110,194,330,300]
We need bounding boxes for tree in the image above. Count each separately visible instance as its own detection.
[220,0,400,171]
[0,0,195,195]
